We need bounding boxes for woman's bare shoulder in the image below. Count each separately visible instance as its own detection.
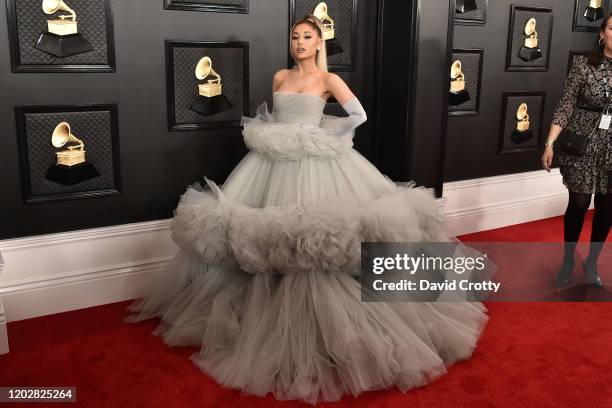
[323,71,343,84]
[273,69,291,82]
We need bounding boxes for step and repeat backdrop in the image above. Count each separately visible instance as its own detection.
[0,0,377,239]
[445,0,598,181]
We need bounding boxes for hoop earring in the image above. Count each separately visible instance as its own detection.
[600,38,604,46]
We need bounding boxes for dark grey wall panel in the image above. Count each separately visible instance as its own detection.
[445,0,596,182]
[0,0,378,239]
[410,0,453,195]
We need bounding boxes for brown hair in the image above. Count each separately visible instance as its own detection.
[589,12,612,66]
[289,15,328,72]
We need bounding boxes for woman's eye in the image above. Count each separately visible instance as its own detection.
[305,36,312,39]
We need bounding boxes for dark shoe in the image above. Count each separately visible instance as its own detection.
[584,259,603,287]
[556,258,575,288]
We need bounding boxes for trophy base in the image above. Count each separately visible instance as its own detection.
[449,90,470,106]
[584,7,604,22]
[518,46,542,62]
[35,32,94,58]
[189,94,233,116]
[46,162,100,185]
[325,39,344,56]
[456,0,478,14]
[511,129,534,144]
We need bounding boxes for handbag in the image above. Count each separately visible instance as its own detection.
[555,129,587,156]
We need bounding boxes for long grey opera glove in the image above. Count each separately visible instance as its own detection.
[327,96,367,137]
[299,96,367,137]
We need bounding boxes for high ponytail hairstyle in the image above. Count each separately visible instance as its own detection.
[289,14,328,72]
[589,12,612,67]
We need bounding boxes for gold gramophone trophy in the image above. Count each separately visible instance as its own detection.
[511,103,534,144]
[46,122,100,185]
[188,56,233,116]
[456,0,478,14]
[518,18,543,62]
[35,0,94,58]
[585,0,605,22]
[449,60,470,106]
[313,2,343,56]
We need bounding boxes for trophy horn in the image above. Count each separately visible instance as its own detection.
[51,122,83,150]
[524,18,537,36]
[42,0,76,19]
[450,60,464,80]
[313,2,334,27]
[195,56,221,83]
[516,103,530,123]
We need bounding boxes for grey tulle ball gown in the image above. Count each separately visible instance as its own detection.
[124,92,490,404]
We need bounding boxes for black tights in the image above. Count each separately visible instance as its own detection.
[563,172,612,263]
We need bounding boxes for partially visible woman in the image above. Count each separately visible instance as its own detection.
[541,14,612,287]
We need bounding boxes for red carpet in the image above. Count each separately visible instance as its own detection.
[1,211,611,408]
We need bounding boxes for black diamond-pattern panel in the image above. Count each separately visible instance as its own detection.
[13,0,110,65]
[509,8,552,68]
[292,0,354,67]
[23,110,116,196]
[501,94,543,151]
[575,0,610,30]
[448,50,481,113]
[181,0,244,4]
[172,47,244,124]
[455,0,486,24]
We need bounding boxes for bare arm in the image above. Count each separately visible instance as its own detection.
[325,73,355,105]
[272,69,289,93]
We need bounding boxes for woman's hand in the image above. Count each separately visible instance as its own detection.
[541,145,554,172]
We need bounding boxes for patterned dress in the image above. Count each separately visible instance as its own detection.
[552,55,612,194]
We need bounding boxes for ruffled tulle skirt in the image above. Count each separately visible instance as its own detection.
[125,105,490,404]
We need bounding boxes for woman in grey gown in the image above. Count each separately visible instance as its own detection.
[125,15,492,404]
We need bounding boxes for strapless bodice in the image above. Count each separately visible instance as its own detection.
[273,92,326,125]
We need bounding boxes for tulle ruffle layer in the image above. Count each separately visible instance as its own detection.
[171,176,451,275]
[242,101,355,161]
[125,251,488,404]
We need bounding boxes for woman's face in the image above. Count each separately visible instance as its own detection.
[291,22,322,62]
[601,17,612,52]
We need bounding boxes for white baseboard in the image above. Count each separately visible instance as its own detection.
[0,220,178,323]
[0,169,579,323]
[441,168,589,236]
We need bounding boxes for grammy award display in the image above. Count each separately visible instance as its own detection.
[449,60,471,106]
[188,56,233,116]
[455,0,486,25]
[506,6,552,71]
[15,105,120,203]
[313,2,342,56]
[518,18,542,62]
[35,0,94,57]
[499,92,544,154]
[510,103,534,144]
[574,0,610,31]
[448,49,483,115]
[46,121,100,185]
[6,0,115,72]
[456,0,478,14]
[584,0,605,21]
[166,41,249,131]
